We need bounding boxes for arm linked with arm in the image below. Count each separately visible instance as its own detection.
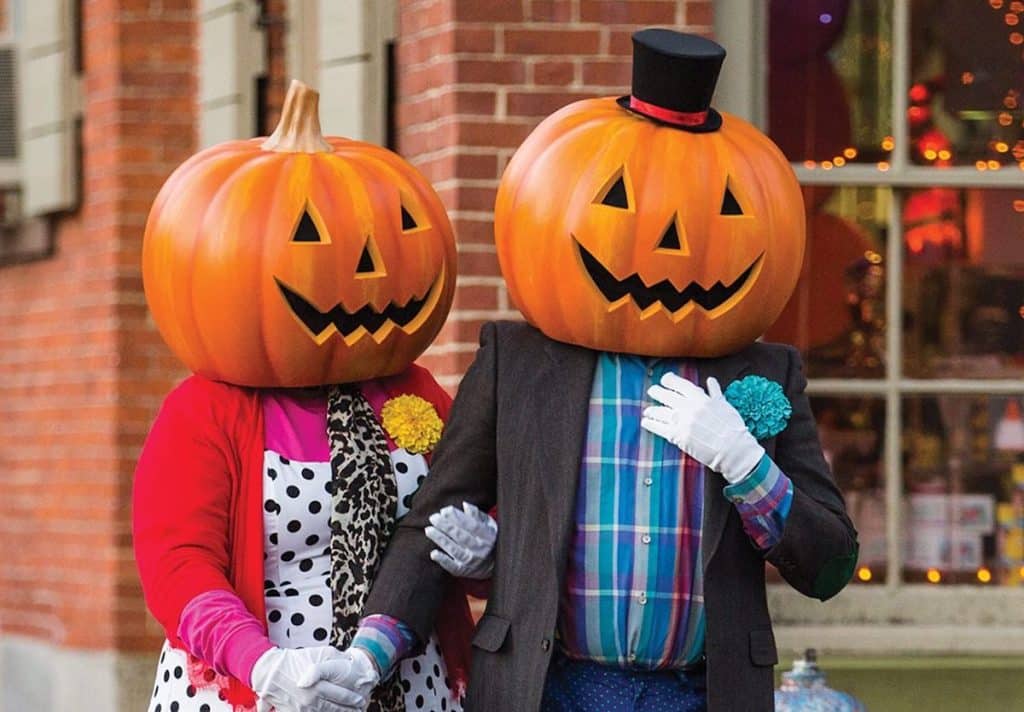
[363,322,502,642]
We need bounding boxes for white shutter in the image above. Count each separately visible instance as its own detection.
[0,41,20,189]
[16,0,76,216]
[198,0,266,147]
[317,0,393,143]
[285,0,319,88]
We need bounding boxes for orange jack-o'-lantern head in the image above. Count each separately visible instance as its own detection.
[143,80,456,387]
[495,31,805,358]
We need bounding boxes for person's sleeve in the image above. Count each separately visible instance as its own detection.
[764,347,860,601]
[723,454,794,551]
[351,615,419,679]
[363,322,501,642]
[133,379,241,641]
[177,590,274,685]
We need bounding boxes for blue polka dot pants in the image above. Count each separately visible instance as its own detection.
[540,655,707,712]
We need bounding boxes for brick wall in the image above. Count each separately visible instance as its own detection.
[396,0,714,389]
[0,0,713,662]
[0,0,195,653]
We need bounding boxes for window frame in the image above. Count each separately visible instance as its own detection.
[717,0,1024,651]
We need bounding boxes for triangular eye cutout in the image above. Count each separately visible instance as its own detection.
[599,174,630,209]
[292,210,322,242]
[658,219,682,251]
[356,242,377,274]
[401,205,418,231]
[721,184,744,215]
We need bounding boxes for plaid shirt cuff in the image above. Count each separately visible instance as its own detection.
[723,454,794,551]
[352,615,418,679]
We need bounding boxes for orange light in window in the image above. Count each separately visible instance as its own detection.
[977,568,993,583]
[924,148,938,160]
[833,156,846,167]
[821,160,834,170]
[996,141,1011,153]
[989,159,1002,169]
[938,149,952,160]
[990,0,1004,8]
[877,161,890,171]
[1007,12,1020,25]
[857,567,873,582]
[1005,96,1020,109]
[843,147,858,159]
[803,160,816,169]
[962,71,975,85]
[865,250,883,264]
[1012,32,1024,45]
[926,568,942,584]
[881,136,895,151]
[1000,112,1014,126]
[1013,200,1024,212]
[977,160,990,170]
[1012,0,1023,11]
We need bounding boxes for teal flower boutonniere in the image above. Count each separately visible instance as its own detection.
[724,375,792,440]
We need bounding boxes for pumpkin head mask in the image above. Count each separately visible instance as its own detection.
[143,80,456,387]
[495,30,804,358]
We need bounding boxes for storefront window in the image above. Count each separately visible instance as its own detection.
[817,396,888,584]
[765,186,889,379]
[909,0,1024,168]
[902,395,1024,585]
[762,0,1024,589]
[768,0,895,166]
[903,188,1024,378]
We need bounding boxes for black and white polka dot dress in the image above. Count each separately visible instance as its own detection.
[147,394,460,712]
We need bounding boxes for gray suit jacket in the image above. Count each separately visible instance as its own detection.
[365,321,859,711]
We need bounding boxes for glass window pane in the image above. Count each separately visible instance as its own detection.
[903,188,1024,379]
[909,1,1024,168]
[768,0,894,165]
[768,396,887,585]
[903,395,1024,585]
[766,186,889,378]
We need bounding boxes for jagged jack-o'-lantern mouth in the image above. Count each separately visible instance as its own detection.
[274,266,446,346]
[574,236,764,318]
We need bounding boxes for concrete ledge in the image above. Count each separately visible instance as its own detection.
[775,623,1024,656]
[0,636,155,712]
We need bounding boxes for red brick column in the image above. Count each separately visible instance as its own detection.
[396,0,714,389]
[0,0,195,661]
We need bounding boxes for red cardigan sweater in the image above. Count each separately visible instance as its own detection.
[133,367,474,708]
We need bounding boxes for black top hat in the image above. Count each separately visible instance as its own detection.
[617,29,726,132]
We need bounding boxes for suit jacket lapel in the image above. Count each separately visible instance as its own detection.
[536,337,596,575]
[697,351,751,570]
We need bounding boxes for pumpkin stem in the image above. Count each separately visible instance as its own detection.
[261,79,333,153]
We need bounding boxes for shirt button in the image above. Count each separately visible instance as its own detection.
[646,367,655,378]
[644,477,653,487]
[641,534,652,545]
[628,653,637,662]
[638,593,647,605]
[541,638,551,652]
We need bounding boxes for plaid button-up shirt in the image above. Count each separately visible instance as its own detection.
[556,353,793,670]
[356,352,794,678]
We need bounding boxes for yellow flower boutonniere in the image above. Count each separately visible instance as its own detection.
[380,394,444,454]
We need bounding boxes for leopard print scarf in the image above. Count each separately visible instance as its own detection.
[326,385,405,712]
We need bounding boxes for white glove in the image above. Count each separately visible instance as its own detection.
[299,647,380,712]
[642,374,765,485]
[251,646,368,712]
[425,501,498,579]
